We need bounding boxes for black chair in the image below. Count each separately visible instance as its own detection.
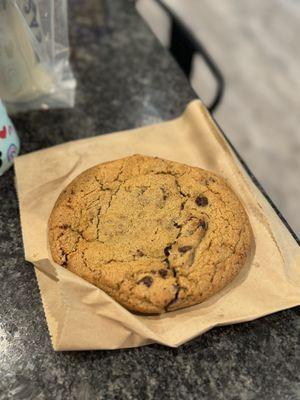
[156,0,225,114]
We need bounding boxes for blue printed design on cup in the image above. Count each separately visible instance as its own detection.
[0,100,20,175]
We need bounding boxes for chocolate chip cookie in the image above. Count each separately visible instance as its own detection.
[48,155,253,313]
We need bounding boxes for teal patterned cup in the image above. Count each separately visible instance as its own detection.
[0,100,20,175]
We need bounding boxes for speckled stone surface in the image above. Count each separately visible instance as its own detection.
[0,1,299,399]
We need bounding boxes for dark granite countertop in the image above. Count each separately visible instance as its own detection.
[0,1,299,399]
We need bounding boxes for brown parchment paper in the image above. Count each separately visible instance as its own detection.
[15,100,300,351]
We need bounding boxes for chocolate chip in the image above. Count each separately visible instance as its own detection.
[160,187,168,201]
[198,220,207,230]
[205,177,216,184]
[164,245,171,256]
[136,250,144,257]
[138,276,153,288]
[159,269,168,278]
[178,245,192,253]
[195,196,208,206]
[60,224,69,229]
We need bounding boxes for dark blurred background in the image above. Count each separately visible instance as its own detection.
[137,0,300,237]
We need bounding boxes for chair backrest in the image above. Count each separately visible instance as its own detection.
[139,0,225,113]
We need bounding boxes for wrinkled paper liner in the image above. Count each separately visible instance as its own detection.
[15,100,300,350]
